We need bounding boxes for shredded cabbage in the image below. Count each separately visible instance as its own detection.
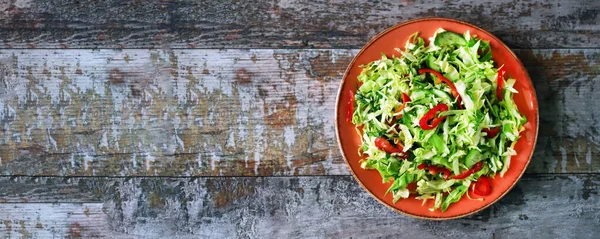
[351,29,526,212]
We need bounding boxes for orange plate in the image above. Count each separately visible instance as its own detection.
[335,18,539,220]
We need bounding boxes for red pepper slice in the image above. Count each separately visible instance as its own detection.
[496,66,506,101]
[374,137,402,154]
[396,142,405,152]
[419,164,451,180]
[399,154,409,159]
[418,69,462,108]
[451,161,483,180]
[418,68,444,84]
[374,137,407,159]
[397,146,408,160]
[419,103,449,130]
[394,142,408,159]
[406,182,418,192]
[473,176,492,196]
[427,165,438,175]
[392,93,411,122]
[482,127,500,138]
[438,168,452,180]
[347,90,354,122]
[401,92,411,103]
[472,161,483,172]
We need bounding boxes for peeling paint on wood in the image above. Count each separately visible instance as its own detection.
[0,175,597,238]
[0,49,598,176]
[0,0,597,48]
[0,203,126,238]
[0,0,597,237]
[520,49,600,173]
[0,49,354,176]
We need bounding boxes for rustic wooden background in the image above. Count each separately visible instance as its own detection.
[0,0,598,238]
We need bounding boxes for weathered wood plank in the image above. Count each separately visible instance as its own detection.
[521,50,600,173]
[0,204,195,238]
[0,203,122,238]
[0,49,354,176]
[0,49,598,176]
[0,0,598,48]
[0,175,598,238]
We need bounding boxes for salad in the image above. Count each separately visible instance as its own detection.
[348,29,526,212]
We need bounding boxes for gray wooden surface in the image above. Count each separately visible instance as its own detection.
[0,0,599,238]
[0,175,598,238]
[0,0,597,49]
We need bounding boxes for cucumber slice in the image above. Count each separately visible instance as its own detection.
[432,89,452,104]
[434,31,467,47]
[464,149,482,168]
[426,54,441,72]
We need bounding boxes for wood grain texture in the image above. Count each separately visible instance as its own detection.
[0,49,354,176]
[0,0,597,237]
[0,49,598,176]
[0,203,114,238]
[0,0,598,49]
[0,175,598,238]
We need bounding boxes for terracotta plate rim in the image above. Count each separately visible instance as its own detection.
[334,17,539,220]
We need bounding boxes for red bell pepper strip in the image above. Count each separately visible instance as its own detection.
[392,93,411,122]
[396,141,404,152]
[482,127,500,138]
[374,137,402,154]
[418,68,444,84]
[456,97,463,109]
[395,142,408,159]
[374,137,408,159]
[347,90,354,122]
[406,182,417,192]
[420,162,484,181]
[438,168,452,180]
[401,92,411,103]
[427,165,438,175]
[451,162,483,180]
[418,163,451,180]
[418,69,462,108]
[473,176,492,196]
[496,66,506,101]
[419,103,449,130]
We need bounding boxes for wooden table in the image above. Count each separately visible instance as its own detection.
[0,0,598,238]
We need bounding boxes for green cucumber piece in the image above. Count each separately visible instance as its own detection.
[464,149,482,168]
[426,54,441,72]
[434,31,467,47]
[432,89,452,103]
